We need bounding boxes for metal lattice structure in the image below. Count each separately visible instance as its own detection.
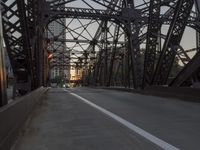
[0,7,7,106]
[1,0,200,104]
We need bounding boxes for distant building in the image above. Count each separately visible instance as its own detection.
[70,66,83,81]
[47,1,70,81]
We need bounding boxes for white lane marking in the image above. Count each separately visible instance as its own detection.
[64,89,180,150]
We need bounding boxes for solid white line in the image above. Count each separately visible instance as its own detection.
[65,89,180,150]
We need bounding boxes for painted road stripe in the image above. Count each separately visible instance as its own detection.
[65,89,180,150]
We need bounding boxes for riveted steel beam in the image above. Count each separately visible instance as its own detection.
[152,0,194,85]
[143,0,161,88]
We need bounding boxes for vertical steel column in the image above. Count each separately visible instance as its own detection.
[103,21,108,86]
[16,0,34,89]
[35,0,49,87]
[124,0,142,89]
[35,26,45,87]
[90,43,96,85]
[127,29,141,89]
[121,54,124,86]
[107,26,119,86]
[114,61,121,86]
[124,37,130,88]
[99,64,104,86]
[86,65,92,86]
[143,0,161,88]
[93,64,97,85]
[95,49,103,85]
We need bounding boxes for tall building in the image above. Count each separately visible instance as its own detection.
[47,1,70,81]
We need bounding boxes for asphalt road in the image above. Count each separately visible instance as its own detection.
[14,87,200,150]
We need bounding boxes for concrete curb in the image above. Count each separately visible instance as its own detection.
[98,86,200,102]
[0,87,49,150]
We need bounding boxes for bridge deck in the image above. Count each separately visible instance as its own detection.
[13,88,200,150]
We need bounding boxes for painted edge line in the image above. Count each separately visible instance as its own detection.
[65,89,180,150]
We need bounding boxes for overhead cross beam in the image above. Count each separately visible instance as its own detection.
[48,7,121,23]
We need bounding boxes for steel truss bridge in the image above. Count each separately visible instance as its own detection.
[1,0,200,106]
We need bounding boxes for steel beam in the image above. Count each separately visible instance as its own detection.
[170,51,200,87]
[107,25,120,86]
[143,0,161,88]
[48,7,120,23]
[103,21,108,86]
[48,38,124,44]
[127,25,142,89]
[1,0,198,91]
[152,0,194,85]
[1,0,32,96]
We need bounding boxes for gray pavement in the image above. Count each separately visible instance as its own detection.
[67,87,200,150]
[13,88,161,150]
[13,87,200,150]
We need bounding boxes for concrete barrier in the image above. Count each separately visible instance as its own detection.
[0,87,48,150]
[102,86,200,102]
[144,86,200,102]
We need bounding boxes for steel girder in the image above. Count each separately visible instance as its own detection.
[127,24,142,89]
[46,1,198,32]
[152,0,194,85]
[170,51,200,87]
[102,21,108,86]
[49,7,120,22]
[1,0,48,96]
[1,0,36,95]
[107,25,120,86]
[44,0,198,88]
[43,1,200,88]
[170,2,200,87]
[143,0,161,87]
[1,0,198,91]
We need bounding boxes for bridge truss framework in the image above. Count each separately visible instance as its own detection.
[0,0,200,105]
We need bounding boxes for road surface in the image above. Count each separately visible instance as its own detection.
[13,88,200,150]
